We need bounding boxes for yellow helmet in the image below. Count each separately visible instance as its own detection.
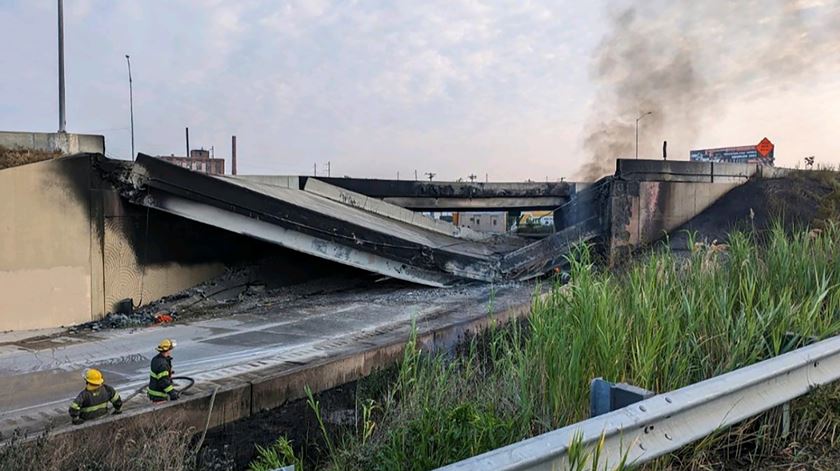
[83,368,104,386]
[156,338,177,352]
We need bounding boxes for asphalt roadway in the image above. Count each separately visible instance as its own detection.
[0,281,533,438]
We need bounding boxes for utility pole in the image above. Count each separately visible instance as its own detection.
[414,169,418,181]
[57,0,66,132]
[425,172,436,182]
[314,163,317,176]
[326,161,331,177]
[635,111,653,160]
[468,174,477,182]
[185,127,190,159]
[231,136,237,175]
[125,55,135,160]
[397,171,400,180]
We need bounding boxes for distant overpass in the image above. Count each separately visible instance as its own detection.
[303,177,579,211]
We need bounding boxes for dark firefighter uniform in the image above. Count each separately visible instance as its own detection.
[148,338,180,401]
[69,369,122,424]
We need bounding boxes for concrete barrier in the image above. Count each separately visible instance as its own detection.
[0,131,105,156]
[615,159,787,183]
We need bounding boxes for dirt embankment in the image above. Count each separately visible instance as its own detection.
[0,146,61,170]
[669,170,840,249]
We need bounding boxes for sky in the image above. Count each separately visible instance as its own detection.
[1,0,839,180]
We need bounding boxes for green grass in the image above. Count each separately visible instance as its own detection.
[254,223,840,470]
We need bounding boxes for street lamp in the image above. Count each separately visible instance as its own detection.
[125,55,135,160]
[57,0,66,132]
[635,111,653,160]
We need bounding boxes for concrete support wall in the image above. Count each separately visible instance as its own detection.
[0,157,95,330]
[605,159,784,260]
[0,131,105,155]
[607,180,739,259]
[101,196,224,311]
[0,154,226,331]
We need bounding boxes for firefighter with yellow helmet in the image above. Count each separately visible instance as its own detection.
[148,338,180,401]
[68,368,122,424]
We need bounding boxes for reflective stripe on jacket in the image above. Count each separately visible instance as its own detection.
[68,384,122,421]
[148,353,174,399]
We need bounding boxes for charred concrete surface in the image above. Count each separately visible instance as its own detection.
[0,281,535,442]
[2,154,391,331]
[602,159,789,262]
[0,153,590,331]
[299,176,577,211]
[116,154,578,287]
[0,155,98,330]
[1,154,786,331]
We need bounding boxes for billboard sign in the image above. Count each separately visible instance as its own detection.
[690,137,775,165]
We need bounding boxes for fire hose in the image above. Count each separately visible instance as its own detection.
[121,376,195,404]
[113,375,219,453]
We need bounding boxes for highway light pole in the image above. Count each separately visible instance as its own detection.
[57,0,66,132]
[125,55,135,160]
[635,111,652,159]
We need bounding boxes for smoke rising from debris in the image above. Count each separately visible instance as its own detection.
[580,0,840,180]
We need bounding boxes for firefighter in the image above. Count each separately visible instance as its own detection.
[68,368,122,425]
[148,338,180,402]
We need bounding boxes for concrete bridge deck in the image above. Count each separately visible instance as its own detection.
[121,155,579,287]
[304,176,577,211]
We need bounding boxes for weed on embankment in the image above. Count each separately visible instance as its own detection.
[252,223,840,470]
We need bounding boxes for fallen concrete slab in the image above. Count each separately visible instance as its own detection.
[300,177,491,241]
[306,176,577,211]
[114,155,586,286]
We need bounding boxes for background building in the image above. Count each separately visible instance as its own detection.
[453,211,507,233]
[158,149,225,175]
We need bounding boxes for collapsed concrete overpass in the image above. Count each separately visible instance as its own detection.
[0,151,784,332]
[116,154,594,287]
[301,176,577,211]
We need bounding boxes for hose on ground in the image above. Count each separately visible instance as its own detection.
[122,376,195,404]
[192,386,220,455]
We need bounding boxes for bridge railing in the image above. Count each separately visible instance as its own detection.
[436,334,840,471]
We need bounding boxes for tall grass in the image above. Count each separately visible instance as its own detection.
[0,413,204,471]
[257,223,840,470]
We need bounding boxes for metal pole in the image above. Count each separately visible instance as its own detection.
[185,127,190,158]
[635,119,638,160]
[125,55,135,160]
[57,0,66,132]
[635,111,652,160]
[231,136,237,175]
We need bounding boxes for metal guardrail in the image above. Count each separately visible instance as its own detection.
[437,334,840,471]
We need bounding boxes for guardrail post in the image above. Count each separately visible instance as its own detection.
[590,377,655,417]
[590,378,611,417]
[778,332,815,440]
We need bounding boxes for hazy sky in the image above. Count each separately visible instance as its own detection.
[1,0,838,180]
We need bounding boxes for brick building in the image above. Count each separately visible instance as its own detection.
[157,149,225,175]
